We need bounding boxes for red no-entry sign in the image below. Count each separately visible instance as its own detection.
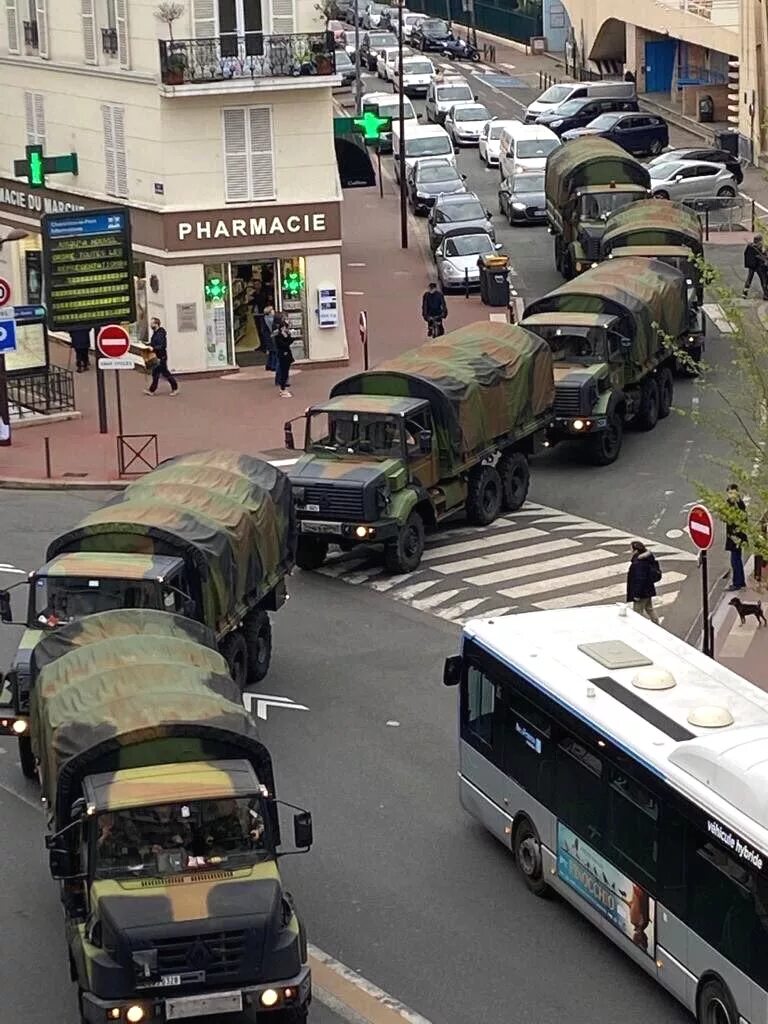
[688,503,715,552]
[97,323,131,359]
[0,277,11,306]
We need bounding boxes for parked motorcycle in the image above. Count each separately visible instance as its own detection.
[442,37,482,62]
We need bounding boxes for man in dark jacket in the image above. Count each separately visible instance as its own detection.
[421,283,448,337]
[626,540,661,623]
[69,328,91,372]
[743,235,768,299]
[725,483,747,590]
[144,317,179,396]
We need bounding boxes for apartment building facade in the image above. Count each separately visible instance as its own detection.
[0,0,348,374]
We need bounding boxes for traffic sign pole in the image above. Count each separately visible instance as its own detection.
[0,283,13,447]
[687,503,716,658]
[359,310,369,370]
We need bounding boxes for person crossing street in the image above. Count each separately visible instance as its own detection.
[144,317,179,396]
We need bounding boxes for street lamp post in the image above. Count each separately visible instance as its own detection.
[0,229,29,448]
[397,0,408,249]
[353,0,362,114]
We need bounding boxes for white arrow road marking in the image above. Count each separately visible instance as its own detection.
[0,564,25,574]
[242,693,309,720]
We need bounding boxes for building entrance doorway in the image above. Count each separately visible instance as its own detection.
[231,260,276,366]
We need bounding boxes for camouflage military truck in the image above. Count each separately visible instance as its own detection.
[520,256,688,465]
[284,321,555,572]
[32,608,313,1024]
[599,198,706,365]
[546,137,650,280]
[0,451,294,778]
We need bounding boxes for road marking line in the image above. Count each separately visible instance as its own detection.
[499,561,628,600]
[411,586,464,610]
[465,547,616,588]
[437,537,576,577]
[422,526,545,560]
[535,573,687,610]
[434,596,488,620]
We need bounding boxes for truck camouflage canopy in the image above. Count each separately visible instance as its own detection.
[330,321,554,472]
[545,138,651,208]
[45,451,295,633]
[601,199,703,255]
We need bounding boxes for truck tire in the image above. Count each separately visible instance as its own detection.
[243,609,272,684]
[561,248,574,280]
[384,511,425,573]
[220,632,248,690]
[585,413,623,466]
[657,368,674,419]
[636,378,660,431]
[18,735,36,780]
[498,452,530,511]
[466,465,503,526]
[295,536,329,571]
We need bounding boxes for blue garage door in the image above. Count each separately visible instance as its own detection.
[645,39,677,93]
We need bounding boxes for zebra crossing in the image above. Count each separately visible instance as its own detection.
[316,503,698,625]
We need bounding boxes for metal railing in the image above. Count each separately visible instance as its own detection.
[8,367,76,419]
[679,194,756,239]
[117,434,159,477]
[158,33,337,86]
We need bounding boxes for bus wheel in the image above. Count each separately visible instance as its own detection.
[514,818,549,897]
[697,978,738,1024]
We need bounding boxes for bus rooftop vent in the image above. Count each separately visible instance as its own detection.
[631,667,676,691]
[578,641,653,670]
[687,706,735,728]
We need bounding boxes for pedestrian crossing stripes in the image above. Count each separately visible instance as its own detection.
[315,503,697,625]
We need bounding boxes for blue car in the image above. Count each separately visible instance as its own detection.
[562,112,669,157]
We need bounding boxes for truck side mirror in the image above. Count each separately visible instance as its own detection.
[284,421,295,450]
[293,811,313,850]
[0,591,12,624]
[48,847,75,879]
[418,430,433,454]
[443,655,462,687]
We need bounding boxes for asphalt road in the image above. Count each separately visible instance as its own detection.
[0,493,690,1024]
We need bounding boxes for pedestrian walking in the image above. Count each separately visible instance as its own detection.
[743,234,768,299]
[274,322,294,398]
[144,317,179,396]
[626,540,662,623]
[69,328,91,372]
[422,282,447,338]
[725,483,747,590]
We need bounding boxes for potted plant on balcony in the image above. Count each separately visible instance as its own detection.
[155,2,187,83]
[311,39,333,75]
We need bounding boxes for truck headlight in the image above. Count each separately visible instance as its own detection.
[355,525,368,538]
[12,719,27,734]
[126,1007,146,1024]
[260,989,280,1008]
[573,419,585,431]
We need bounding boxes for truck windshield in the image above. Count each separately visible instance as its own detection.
[536,325,608,361]
[94,797,270,879]
[579,191,646,220]
[31,575,172,628]
[308,411,404,457]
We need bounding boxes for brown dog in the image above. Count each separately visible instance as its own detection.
[729,597,767,626]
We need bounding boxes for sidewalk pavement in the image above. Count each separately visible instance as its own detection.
[0,185,505,485]
[710,558,768,688]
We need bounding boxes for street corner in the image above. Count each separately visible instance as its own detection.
[713,571,768,689]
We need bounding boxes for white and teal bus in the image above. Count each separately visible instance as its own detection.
[444,606,768,1024]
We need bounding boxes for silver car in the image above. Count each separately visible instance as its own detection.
[649,159,737,201]
[444,102,492,146]
[435,232,503,290]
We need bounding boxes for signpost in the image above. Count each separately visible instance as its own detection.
[97,324,133,437]
[0,277,11,307]
[687,503,715,658]
[0,301,13,448]
[359,310,369,370]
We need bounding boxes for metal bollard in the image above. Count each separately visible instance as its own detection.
[44,435,52,478]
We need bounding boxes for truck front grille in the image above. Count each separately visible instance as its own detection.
[302,484,365,519]
[582,236,601,261]
[153,930,247,981]
[554,387,583,417]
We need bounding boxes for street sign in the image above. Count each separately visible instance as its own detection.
[241,692,309,721]
[359,310,368,345]
[98,356,134,370]
[0,277,11,306]
[0,320,17,353]
[688,504,715,551]
[97,323,131,359]
[9,304,45,321]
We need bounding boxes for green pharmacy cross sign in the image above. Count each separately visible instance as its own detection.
[13,146,79,189]
[334,113,393,143]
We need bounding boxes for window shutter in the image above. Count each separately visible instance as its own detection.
[112,105,128,197]
[24,91,35,144]
[35,0,48,57]
[193,0,216,38]
[222,108,249,203]
[81,0,96,64]
[271,0,294,35]
[33,92,46,146]
[102,104,116,195]
[249,107,275,200]
[5,0,18,54]
[115,0,130,68]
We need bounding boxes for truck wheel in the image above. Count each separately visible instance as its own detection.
[243,610,272,684]
[561,249,574,280]
[636,378,660,431]
[466,465,503,525]
[18,735,36,780]
[220,632,248,690]
[513,817,549,897]
[585,414,623,466]
[657,368,674,419]
[295,536,329,571]
[384,511,425,573]
[498,452,530,511]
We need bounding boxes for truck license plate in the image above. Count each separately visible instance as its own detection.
[166,991,243,1019]
[160,975,182,987]
[301,520,342,535]
[304,503,320,512]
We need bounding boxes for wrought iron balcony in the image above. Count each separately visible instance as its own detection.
[158,33,337,86]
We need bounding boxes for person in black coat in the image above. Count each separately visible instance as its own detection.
[144,317,179,396]
[421,283,448,337]
[626,540,661,623]
[725,483,747,590]
[274,322,294,397]
[743,235,768,299]
[69,328,91,372]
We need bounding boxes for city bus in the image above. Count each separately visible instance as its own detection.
[444,606,768,1024]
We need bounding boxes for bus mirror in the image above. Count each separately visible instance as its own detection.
[443,655,462,687]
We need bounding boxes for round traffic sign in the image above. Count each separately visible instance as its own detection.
[687,503,715,551]
[359,310,368,345]
[97,324,131,359]
[0,277,11,306]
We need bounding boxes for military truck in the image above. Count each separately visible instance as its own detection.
[31,608,312,1024]
[546,137,650,279]
[520,256,688,465]
[284,321,555,572]
[0,451,294,778]
[600,198,706,364]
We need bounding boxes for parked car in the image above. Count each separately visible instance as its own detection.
[407,159,467,214]
[562,112,669,156]
[444,102,492,146]
[535,96,639,135]
[478,118,519,166]
[335,0,356,21]
[427,192,494,251]
[391,55,435,96]
[412,17,452,51]
[649,159,738,201]
[498,171,546,224]
[524,80,637,123]
[376,44,413,80]
[647,146,744,185]
[360,30,397,70]
[363,2,390,29]
[435,232,503,290]
[334,48,356,87]
[425,77,475,124]
[389,11,429,37]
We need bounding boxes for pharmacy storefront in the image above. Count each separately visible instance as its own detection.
[0,180,348,374]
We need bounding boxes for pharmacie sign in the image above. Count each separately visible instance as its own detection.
[0,182,88,216]
[166,201,342,251]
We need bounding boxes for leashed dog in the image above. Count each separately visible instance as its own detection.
[729,597,767,626]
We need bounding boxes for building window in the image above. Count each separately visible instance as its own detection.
[222,106,275,203]
[24,91,45,147]
[25,0,47,57]
[82,0,97,63]
[102,104,128,198]
[6,0,20,53]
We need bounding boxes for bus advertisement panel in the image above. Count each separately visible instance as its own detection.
[557,823,656,957]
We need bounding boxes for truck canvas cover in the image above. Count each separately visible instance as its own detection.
[523,257,687,367]
[30,609,274,827]
[545,137,651,208]
[601,199,703,255]
[330,321,554,472]
[45,451,295,632]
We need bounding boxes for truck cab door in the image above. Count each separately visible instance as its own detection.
[405,410,440,488]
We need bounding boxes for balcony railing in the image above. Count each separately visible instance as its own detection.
[158,33,337,86]
[677,63,728,85]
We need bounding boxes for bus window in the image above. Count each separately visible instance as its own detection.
[465,666,497,754]
[608,770,658,882]
[502,688,554,804]
[555,736,604,847]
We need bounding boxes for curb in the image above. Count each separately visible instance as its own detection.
[0,476,126,490]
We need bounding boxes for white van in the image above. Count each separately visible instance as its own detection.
[478,118,521,167]
[525,80,637,123]
[391,122,455,182]
[498,123,560,179]
[392,54,436,97]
